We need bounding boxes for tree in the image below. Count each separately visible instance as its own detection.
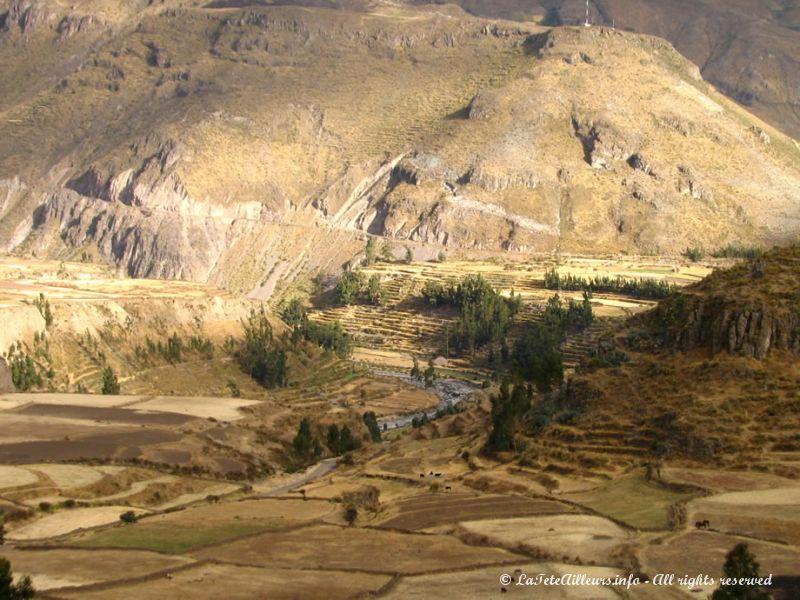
[365,274,386,306]
[363,412,382,442]
[364,238,377,265]
[335,271,365,305]
[338,425,362,453]
[0,558,35,600]
[326,423,341,454]
[238,307,289,389]
[293,418,314,456]
[0,523,4,545]
[380,242,393,262]
[101,366,120,395]
[119,510,138,524]
[404,246,413,264]
[712,544,771,600]
[486,382,514,453]
[344,506,358,526]
[423,359,436,388]
[410,357,422,381]
[280,298,307,326]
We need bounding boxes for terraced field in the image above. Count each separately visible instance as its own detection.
[307,256,713,374]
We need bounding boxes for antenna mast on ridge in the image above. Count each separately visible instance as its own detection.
[584,0,590,27]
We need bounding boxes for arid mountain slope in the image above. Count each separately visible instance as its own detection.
[534,246,800,470]
[438,0,800,141]
[0,0,798,293]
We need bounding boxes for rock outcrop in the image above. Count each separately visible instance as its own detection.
[653,246,800,359]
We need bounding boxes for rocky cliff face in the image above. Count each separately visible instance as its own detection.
[659,296,800,359]
[653,246,800,359]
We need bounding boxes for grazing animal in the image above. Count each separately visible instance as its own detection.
[445,486,452,491]
[420,473,425,478]
[434,473,442,477]
[695,520,710,529]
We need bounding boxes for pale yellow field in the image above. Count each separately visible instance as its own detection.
[125,396,262,421]
[457,515,630,566]
[7,506,149,541]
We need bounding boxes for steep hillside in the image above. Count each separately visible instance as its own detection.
[438,0,800,141]
[530,246,800,472]
[0,1,798,294]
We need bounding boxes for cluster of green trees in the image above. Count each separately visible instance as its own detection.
[362,411,382,442]
[486,382,533,454]
[712,245,764,259]
[422,275,522,356]
[292,418,323,459]
[335,271,387,306]
[684,245,764,262]
[510,294,593,391]
[237,307,289,389]
[363,238,402,265]
[410,357,436,387]
[134,333,214,365]
[9,351,42,391]
[326,423,363,455]
[0,558,34,600]
[281,299,353,358]
[544,269,677,300]
[293,413,381,462]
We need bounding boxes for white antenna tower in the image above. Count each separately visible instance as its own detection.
[584,0,590,27]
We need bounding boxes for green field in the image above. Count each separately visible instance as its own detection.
[565,474,698,530]
[72,521,278,554]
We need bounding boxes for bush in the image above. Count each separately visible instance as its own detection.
[683,247,705,262]
[119,510,138,524]
[335,271,365,305]
[344,506,358,526]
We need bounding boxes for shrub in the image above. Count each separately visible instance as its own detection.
[344,506,358,526]
[683,247,705,262]
[119,511,138,524]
